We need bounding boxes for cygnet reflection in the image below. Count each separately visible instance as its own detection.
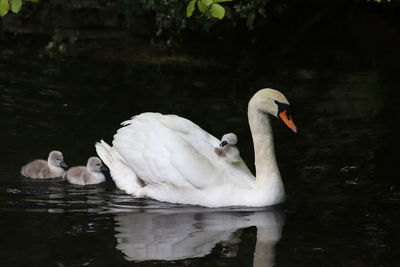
[114,208,284,266]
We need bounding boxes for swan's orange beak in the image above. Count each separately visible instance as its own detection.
[279,110,297,133]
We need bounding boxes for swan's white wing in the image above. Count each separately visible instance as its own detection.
[112,113,254,190]
[113,113,225,189]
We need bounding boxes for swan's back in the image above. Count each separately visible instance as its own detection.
[112,113,254,190]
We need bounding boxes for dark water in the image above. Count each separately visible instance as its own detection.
[1,39,400,267]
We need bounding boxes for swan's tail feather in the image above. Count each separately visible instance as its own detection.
[95,140,143,195]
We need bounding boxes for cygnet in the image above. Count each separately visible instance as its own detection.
[214,133,241,163]
[64,157,107,185]
[21,150,68,179]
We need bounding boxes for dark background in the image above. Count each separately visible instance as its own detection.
[1,0,400,266]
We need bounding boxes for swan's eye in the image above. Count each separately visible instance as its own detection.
[274,100,290,116]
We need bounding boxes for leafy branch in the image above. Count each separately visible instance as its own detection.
[0,0,38,17]
[186,0,232,19]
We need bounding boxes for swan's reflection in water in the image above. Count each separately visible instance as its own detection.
[113,208,284,266]
[4,179,284,266]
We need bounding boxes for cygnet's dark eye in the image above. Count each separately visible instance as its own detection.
[96,164,101,167]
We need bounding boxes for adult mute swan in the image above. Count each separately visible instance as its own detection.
[96,88,297,207]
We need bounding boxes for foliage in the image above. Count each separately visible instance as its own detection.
[0,0,37,17]
[186,0,232,19]
[140,0,272,35]
[0,0,395,37]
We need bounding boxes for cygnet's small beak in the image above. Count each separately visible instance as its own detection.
[100,165,109,172]
[279,110,297,133]
[219,140,228,147]
[60,161,69,170]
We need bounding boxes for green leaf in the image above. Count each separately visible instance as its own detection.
[201,0,213,6]
[213,0,233,2]
[186,0,195,17]
[10,0,22,13]
[0,0,9,17]
[210,3,225,19]
[197,0,206,13]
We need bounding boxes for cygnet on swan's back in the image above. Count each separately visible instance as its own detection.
[214,133,241,163]
[21,151,68,179]
[65,157,107,185]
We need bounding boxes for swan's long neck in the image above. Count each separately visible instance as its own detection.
[248,104,282,191]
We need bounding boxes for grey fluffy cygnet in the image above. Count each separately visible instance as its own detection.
[21,151,68,179]
[64,157,107,185]
[214,133,241,163]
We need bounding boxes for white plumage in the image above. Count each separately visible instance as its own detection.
[96,88,297,207]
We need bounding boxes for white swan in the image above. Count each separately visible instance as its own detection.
[96,88,297,207]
